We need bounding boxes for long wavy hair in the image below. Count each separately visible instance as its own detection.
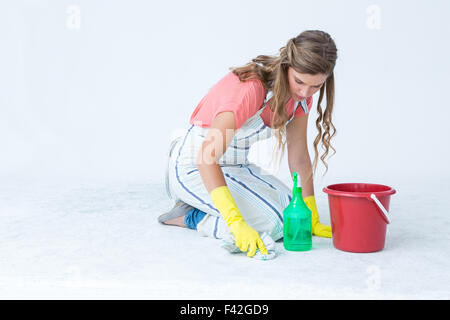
[229,30,338,178]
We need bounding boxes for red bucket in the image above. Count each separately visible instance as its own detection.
[323,183,396,253]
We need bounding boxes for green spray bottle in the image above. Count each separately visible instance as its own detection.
[283,172,312,251]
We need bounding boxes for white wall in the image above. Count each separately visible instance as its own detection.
[1,0,449,188]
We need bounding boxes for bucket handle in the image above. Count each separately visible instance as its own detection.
[369,194,391,224]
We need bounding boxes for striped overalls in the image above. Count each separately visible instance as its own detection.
[165,92,309,241]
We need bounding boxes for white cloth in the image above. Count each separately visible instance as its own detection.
[165,92,306,243]
[221,232,277,260]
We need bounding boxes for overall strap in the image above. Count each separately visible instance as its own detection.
[287,99,308,125]
[262,91,308,124]
[264,90,274,104]
[256,90,273,116]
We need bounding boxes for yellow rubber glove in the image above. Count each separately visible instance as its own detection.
[210,186,268,257]
[303,195,332,238]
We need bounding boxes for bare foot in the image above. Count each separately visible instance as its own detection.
[161,215,187,228]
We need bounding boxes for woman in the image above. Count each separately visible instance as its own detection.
[159,30,338,258]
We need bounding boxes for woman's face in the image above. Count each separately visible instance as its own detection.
[287,67,328,101]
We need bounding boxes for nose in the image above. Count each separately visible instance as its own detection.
[300,88,313,98]
[298,91,308,99]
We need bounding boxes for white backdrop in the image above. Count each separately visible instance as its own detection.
[1,0,450,300]
[1,0,449,187]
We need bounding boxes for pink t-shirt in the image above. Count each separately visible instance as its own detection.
[189,72,313,129]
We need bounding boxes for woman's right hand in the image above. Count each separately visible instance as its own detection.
[227,216,268,257]
[209,185,268,257]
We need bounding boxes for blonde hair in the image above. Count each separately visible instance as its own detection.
[229,30,338,178]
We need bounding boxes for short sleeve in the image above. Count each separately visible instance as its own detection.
[211,79,266,130]
[293,96,313,118]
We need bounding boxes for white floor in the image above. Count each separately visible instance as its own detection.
[0,174,449,300]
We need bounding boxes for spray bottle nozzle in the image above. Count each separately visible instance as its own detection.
[292,172,302,198]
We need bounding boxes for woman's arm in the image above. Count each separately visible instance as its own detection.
[286,114,314,197]
[196,111,268,256]
[286,114,333,238]
[195,111,236,192]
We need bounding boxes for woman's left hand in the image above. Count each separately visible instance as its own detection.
[303,195,332,238]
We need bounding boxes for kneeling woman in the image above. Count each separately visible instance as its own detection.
[159,30,338,258]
